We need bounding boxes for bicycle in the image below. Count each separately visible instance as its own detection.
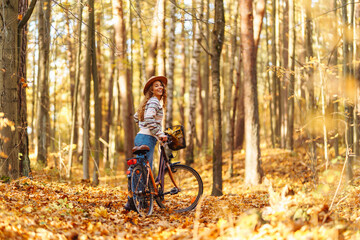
[126,126,203,216]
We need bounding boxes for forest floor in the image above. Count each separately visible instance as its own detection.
[1,147,360,240]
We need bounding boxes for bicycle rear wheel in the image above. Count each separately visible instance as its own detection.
[156,164,203,213]
[131,165,154,216]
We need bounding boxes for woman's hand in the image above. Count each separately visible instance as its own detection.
[159,135,168,143]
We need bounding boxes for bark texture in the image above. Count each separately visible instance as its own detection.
[114,0,135,167]
[211,0,225,196]
[0,0,20,178]
[37,0,51,165]
[240,0,263,186]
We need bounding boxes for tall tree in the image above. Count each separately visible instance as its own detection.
[271,0,280,146]
[67,0,83,178]
[103,20,116,169]
[305,0,315,110]
[304,0,316,169]
[186,0,203,165]
[234,0,265,151]
[37,0,51,165]
[265,11,275,147]
[354,1,360,158]
[234,61,245,150]
[82,0,96,180]
[92,22,101,186]
[95,5,104,162]
[146,0,163,78]
[66,11,75,114]
[114,0,135,166]
[341,0,353,183]
[157,0,166,76]
[166,1,176,128]
[228,0,239,177]
[211,0,225,196]
[281,0,289,148]
[0,0,20,179]
[84,1,101,185]
[18,0,36,177]
[135,0,146,83]
[286,0,296,150]
[201,0,210,155]
[179,8,187,126]
[240,0,263,185]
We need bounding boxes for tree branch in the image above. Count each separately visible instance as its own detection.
[18,0,38,30]
[198,38,212,57]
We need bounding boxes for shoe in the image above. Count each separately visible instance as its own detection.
[124,197,136,211]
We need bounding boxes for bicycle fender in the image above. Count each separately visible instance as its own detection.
[170,162,181,167]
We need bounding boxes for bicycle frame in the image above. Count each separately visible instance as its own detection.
[144,145,180,196]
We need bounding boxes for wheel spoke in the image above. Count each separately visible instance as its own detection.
[155,165,203,213]
[131,165,154,216]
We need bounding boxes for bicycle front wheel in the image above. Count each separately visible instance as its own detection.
[131,165,154,216]
[156,164,203,213]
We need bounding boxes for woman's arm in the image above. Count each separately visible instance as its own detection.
[143,99,165,138]
[133,112,139,124]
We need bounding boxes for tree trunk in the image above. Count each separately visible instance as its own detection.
[166,1,176,128]
[65,11,75,114]
[157,0,166,76]
[17,0,31,177]
[30,24,37,151]
[228,0,239,177]
[265,11,275,147]
[286,0,296,150]
[281,0,289,148]
[342,0,353,183]
[68,0,83,178]
[135,0,146,83]
[0,0,20,179]
[211,0,224,197]
[332,96,339,157]
[234,56,245,150]
[271,0,279,147]
[82,0,94,180]
[355,4,360,155]
[202,0,210,155]
[346,102,354,184]
[253,0,266,54]
[95,8,103,159]
[52,46,57,156]
[350,0,359,159]
[305,0,316,168]
[275,0,281,144]
[186,0,202,165]
[146,0,162,78]
[180,10,187,128]
[92,19,101,186]
[103,38,115,170]
[110,68,121,172]
[114,0,135,169]
[240,0,263,186]
[37,0,51,165]
[305,0,315,110]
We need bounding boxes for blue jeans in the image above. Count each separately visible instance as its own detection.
[134,134,157,168]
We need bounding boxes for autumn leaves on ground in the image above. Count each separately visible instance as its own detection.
[1,148,360,240]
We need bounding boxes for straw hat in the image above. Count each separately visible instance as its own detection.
[143,76,167,95]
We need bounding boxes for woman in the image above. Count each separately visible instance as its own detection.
[124,76,168,211]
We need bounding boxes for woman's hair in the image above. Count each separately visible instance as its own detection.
[137,81,167,121]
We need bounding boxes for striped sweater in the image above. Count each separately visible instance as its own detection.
[134,97,165,139]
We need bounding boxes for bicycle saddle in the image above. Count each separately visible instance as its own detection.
[132,145,150,155]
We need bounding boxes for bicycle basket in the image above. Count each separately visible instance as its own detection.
[165,125,186,151]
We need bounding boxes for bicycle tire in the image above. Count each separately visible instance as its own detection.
[131,165,154,216]
[155,164,203,213]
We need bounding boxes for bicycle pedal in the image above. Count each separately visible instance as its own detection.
[170,187,179,195]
